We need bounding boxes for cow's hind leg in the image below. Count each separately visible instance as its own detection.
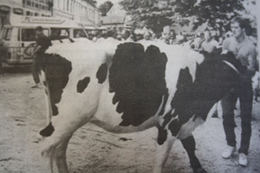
[153,129,176,173]
[181,135,207,173]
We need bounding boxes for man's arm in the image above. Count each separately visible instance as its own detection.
[32,45,42,57]
[222,38,229,52]
[246,47,257,77]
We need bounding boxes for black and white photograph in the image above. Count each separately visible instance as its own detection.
[0,0,259,173]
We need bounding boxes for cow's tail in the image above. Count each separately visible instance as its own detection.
[37,53,72,138]
[36,69,55,138]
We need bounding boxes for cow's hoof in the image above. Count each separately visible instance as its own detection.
[41,139,55,157]
[34,133,45,143]
[193,168,207,173]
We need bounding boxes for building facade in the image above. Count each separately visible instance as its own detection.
[53,0,100,27]
[101,3,131,30]
[0,0,100,29]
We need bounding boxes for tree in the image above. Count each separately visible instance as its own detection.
[171,0,245,34]
[120,0,174,34]
[99,1,113,16]
[120,0,250,35]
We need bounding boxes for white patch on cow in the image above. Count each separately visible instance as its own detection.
[176,115,205,140]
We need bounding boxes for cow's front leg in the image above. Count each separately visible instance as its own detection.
[153,127,176,173]
[55,137,71,173]
[181,135,207,173]
[41,133,72,173]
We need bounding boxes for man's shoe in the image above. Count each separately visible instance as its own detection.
[31,85,39,88]
[31,84,41,88]
[221,146,236,159]
[239,153,248,166]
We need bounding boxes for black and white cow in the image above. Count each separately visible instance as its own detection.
[37,38,244,173]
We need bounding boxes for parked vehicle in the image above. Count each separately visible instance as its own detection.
[0,14,89,66]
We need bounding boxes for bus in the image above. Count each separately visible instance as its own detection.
[0,14,89,66]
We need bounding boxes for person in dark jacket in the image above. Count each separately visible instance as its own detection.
[31,26,52,88]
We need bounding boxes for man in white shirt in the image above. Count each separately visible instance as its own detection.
[221,16,257,167]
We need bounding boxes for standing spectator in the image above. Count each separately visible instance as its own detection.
[169,30,176,45]
[221,16,257,167]
[143,31,152,40]
[117,27,123,41]
[122,30,131,41]
[31,26,52,88]
[190,32,205,50]
[161,25,170,44]
[175,32,186,44]
[201,31,220,54]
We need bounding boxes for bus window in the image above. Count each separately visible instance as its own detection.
[73,29,86,38]
[21,29,35,41]
[50,28,69,40]
[4,28,12,41]
[21,28,49,41]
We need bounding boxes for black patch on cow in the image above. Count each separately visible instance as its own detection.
[38,54,72,116]
[157,125,168,145]
[109,43,168,126]
[96,63,107,84]
[39,123,55,137]
[168,118,181,137]
[167,52,241,137]
[77,77,90,93]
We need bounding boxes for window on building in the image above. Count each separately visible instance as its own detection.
[67,0,69,11]
[26,11,31,16]
[23,0,50,11]
[3,28,12,41]
[70,0,73,13]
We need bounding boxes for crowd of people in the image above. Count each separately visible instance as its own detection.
[30,15,258,168]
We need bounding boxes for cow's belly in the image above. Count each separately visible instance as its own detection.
[90,84,158,133]
[89,116,157,134]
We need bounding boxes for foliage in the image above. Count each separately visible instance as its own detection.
[99,1,113,16]
[119,0,174,33]
[119,0,254,34]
